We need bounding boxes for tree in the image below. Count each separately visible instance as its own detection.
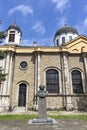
[0,21,7,82]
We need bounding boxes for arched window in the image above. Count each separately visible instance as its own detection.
[62,37,65,43]
[71,70,83,93]
[18,83,27,106]
[56,39,59,46]
[46,69,59,93]
[69,36,72,41]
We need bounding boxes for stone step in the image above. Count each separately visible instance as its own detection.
[14,107,26,113]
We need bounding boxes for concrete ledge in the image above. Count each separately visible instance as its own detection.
[28,118,58,125]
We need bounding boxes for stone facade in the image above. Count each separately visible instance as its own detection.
[0,36,87,112]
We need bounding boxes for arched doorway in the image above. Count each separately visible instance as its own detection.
[18,83,27,106]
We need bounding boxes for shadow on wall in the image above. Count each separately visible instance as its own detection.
[76,96,87,111]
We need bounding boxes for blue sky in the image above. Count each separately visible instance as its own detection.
[0,0,87,46]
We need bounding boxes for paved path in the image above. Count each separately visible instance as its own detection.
[0,119,87,130]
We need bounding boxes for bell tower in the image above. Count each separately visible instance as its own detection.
[5,22,22,46]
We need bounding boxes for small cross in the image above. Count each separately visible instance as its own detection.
[64,20,67,26]
[0,20,2,24]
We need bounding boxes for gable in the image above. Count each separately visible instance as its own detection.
[62,36,87,53]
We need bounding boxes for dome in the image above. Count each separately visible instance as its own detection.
[6,22,22,35]
[55,25,78,37]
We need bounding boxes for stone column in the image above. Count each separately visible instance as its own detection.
[34,53,38,96]
[37,52,41,90]
[7,53,13,94]
[62,52,72,110]
[34,51,41,108]
[2,53,10,95]
[83,54,87,77]
[34,52,41,94]
[82,53,87,92]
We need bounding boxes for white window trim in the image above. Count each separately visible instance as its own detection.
[44,67,62,94]
[70,68,85,94]
[16,81,29,107]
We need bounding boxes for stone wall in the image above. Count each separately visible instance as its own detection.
[12,53,35,108]
[46,96,63,110]
[11,52,86,111]
[71,95,87,111]
[40,52,61,85]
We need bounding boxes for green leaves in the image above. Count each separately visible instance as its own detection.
[0,73,6,82]
[0,31,6,39]
[0,67,7,82]
[0,25,7,82]
[0,50,7,59]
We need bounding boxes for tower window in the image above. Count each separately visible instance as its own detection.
[69,36,72,41]
[56,39,59,46]
[62,37,65,43]
[9,31,15,42]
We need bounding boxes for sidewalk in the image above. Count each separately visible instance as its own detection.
[0,118,87,130]
[1,110,87,115]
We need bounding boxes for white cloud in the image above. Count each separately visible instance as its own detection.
[8,5,34,16]
[83,18,87,26]
[75,17,87,35]
[50,0,70,12]
[32,21,46,35]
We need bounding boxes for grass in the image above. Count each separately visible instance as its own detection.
[49,114,87,121]
[0,114,87,121]
[0,114,37,120]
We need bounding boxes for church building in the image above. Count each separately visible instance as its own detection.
[0,22,87,112]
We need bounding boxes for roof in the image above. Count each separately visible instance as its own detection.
[6,22,22,35]
[55,25,78,37]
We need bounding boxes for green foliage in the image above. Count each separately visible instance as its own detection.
[0,50,7,59]
[0,67,7,82]
[0,31,6,43]
[0,73,6,81]
[0,29,7,82]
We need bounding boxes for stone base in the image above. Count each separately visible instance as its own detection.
[28,118,58,125]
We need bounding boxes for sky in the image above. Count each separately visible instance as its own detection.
[0,0,87,46]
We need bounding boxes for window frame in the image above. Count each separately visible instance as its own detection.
[20,61,28,70]
[62,36,65,43]
[18,83,27,106]
[71,70,83,94]
[69,36,72,41]
[46,69,59,94]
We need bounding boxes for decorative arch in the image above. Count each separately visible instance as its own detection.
[17,80,29,86]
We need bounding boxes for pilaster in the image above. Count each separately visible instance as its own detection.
[2,52,10,95]
[62,52,72,110]
[7,52,13,94]
[37,52,41,90]
[82,53,87,92]
[34,51,41,105]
